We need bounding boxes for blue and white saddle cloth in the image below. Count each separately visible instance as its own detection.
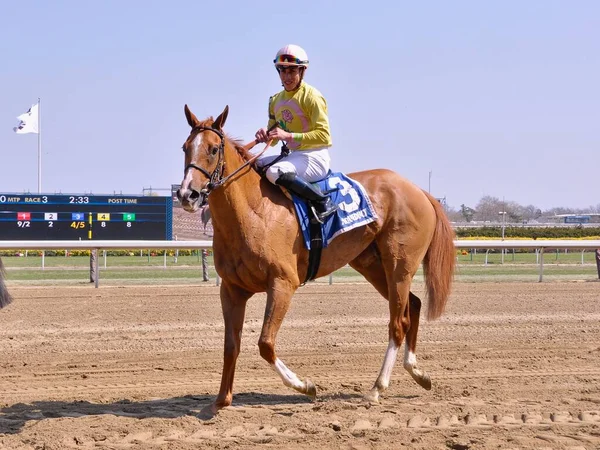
[290,172,378,249]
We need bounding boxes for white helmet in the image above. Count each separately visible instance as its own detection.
[273,44,309,68]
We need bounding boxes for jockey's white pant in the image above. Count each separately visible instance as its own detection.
[257,147,331,184]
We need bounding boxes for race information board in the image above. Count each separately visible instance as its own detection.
[0,194,172,240]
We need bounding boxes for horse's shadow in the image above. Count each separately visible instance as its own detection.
[0,391,367,435]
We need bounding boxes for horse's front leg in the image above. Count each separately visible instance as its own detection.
[258,280,316,399]
[210,281,252,413]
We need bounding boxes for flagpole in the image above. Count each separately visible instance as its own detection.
[37,97,42,194]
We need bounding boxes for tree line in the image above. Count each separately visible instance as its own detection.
[444,195,600,224]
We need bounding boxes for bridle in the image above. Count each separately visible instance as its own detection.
[184,126,271,198]
[184,126,226,195]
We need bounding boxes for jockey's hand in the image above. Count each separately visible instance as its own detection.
[255,127,269,143]
[268,127,292,142]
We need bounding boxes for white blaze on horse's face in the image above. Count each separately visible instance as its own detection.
[178,133,205,212]
[182,134,203,189]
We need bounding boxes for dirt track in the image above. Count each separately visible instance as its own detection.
[0,282,598,449]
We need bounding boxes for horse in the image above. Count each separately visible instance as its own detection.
[177,105,455,415]
[0,257,13,309]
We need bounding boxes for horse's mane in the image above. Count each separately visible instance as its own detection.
[197,117,253,163]
[226,134,253,162]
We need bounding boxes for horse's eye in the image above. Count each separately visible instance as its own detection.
[211,146,219,156]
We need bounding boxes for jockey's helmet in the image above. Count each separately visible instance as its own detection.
[273,45,309,69]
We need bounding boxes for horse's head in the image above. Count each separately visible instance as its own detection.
[177,104,229,212]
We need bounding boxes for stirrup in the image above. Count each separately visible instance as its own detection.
[309,205,324,224]
[310,203,337,224]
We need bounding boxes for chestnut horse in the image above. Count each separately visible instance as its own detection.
[177,105,455,415]
[0,258,12,310]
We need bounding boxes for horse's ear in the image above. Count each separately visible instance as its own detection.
[212,105,229,131]
[184,104,200,128]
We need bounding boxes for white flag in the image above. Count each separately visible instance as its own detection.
[13,103,39,134]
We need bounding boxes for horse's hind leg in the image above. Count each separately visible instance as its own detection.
[403,292,431,390]
[258,279,316,399]
[365,291,431,401]
[351,246,426,403]
[362,274,413,403]
[350,258,399,402]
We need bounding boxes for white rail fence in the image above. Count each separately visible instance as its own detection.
[1,239,599,286]
[455,239,600,282]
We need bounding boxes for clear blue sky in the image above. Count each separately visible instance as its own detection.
[1,1,598,210]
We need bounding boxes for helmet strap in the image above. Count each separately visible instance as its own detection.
[299,67,306,83]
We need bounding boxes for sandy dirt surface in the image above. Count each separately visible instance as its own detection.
[0,281,598,449]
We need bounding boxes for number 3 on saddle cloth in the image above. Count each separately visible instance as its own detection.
[289,172,378,283]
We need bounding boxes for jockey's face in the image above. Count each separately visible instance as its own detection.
[278,66,302,91]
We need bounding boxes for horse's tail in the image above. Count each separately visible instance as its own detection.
[422,192,455,320]
[0,257,13,309]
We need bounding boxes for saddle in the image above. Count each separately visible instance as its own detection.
[258,147,377,284]
[277,172,377,285]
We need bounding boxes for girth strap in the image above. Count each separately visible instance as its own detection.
[303,220,323,285]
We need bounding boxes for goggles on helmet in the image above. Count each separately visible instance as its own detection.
[273,54,308,66]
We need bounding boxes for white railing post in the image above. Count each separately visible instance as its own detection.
[94,248,100,288]
[201,249,209,282]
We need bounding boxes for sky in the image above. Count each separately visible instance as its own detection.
[1,0,598,211]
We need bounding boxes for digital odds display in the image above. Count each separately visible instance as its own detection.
[0,194,172,240]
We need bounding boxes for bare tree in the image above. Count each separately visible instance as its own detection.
[474,196,503,222]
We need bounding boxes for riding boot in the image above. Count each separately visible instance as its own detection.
[276,172,338,223]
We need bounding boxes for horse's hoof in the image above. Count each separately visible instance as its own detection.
[198,403,219,420]
[411,371,432,390]
[364,389,380,404]
[305,378,317,400]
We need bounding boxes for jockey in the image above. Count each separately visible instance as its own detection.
[255,44,337,222]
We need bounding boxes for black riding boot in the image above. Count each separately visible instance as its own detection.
[276,172,338,223]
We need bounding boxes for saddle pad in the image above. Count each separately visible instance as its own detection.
[291,172,378,249]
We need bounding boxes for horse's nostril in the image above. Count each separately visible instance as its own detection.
[189,190,200,200]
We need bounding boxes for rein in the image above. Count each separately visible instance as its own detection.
[185,126,271,197]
